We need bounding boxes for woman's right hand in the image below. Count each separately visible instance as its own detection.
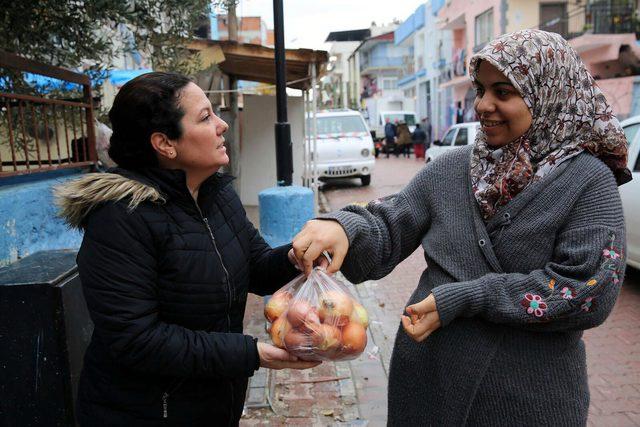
[257,342,321,370]
[292,220,349,275]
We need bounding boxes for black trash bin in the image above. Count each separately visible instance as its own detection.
[0,249,93,427]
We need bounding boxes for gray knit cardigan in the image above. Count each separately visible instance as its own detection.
[325,146,626,426]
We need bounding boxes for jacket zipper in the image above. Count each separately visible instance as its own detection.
[196,207,233,332]
[192,200,235,420]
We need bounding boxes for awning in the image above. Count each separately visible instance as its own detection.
[108,69,153,86]
[188,39,328,90]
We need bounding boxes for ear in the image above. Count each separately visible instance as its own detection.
[150,132,177,160]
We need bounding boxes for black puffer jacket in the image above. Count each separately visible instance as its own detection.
[57,167,299,426]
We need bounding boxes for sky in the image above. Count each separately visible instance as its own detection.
[225,0,422,51]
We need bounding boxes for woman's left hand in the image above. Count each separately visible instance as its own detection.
[401,294,441,342]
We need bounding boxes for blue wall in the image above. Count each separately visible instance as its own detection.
[395,4,426,45]
[0,171,84,266]
[365,43,405,68]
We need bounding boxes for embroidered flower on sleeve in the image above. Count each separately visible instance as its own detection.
[521,293,548,317]
[612,270,620,285]
[581,297,595,312]
[602,248,620,260]
[560,286,575,300]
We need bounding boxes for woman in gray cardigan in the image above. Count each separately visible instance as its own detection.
[292,30,631,426]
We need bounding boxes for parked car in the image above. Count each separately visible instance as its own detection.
[427,122,480,162]
[308,109,375,186]
[619,115,640,269]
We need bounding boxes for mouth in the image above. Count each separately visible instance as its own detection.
[216,139,225,149]
[481,119,506,129]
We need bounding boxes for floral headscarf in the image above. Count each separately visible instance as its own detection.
[469,29,631,220]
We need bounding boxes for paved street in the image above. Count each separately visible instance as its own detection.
[242,155,640,426]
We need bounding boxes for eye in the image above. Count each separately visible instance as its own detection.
[474,86,485,97]
[201,113,211,122]
[496,89,511,97]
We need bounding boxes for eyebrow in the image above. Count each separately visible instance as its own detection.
[475,81,514,88]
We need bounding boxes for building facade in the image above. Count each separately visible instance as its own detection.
[351,30,414,131]
[395,1,453,138]
[436,0,640,126]
[324,29,371,109]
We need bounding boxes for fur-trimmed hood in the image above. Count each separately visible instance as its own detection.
[55,172,165,229]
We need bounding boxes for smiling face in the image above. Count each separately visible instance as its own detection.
[474,61,533,147]
[173,82,229,174]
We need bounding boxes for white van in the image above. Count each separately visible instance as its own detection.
[428,122,480,162]
[308,109,376,186]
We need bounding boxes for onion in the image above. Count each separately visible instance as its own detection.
[264,290,292,322]
[286,299,315,329]
[349,302,369,329]
[269,316,291,348]
[341,322,367,355]
[319,290,354,327]
[283,329,313,354]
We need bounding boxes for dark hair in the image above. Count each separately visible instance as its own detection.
[108,72,192,169]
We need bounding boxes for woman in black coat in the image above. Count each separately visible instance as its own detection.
[56,72,318,426]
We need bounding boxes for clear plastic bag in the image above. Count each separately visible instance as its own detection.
[264,268,369,361]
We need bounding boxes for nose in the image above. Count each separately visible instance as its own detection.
[475,94,495,117]
[215,115,229,134]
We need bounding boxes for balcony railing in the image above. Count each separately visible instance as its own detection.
[538,2,638,40]
[438,53,467,83]
[0,51,96,177]
[360,56,404,72]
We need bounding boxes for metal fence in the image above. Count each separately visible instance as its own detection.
[0,51,96,177]
[539,1,638,41]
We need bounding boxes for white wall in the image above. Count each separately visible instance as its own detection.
[239,94,305,206]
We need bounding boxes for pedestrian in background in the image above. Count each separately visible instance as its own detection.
[455,101,464,124]
[396,121,411,158]
[384,117,397,158]
[411,123,427,160]
[291,29,631,425]
[422,116,433,146]
[56,72,318,426]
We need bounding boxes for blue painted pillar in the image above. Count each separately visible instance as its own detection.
[258,186,314,248]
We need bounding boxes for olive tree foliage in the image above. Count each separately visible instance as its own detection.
[0,0,211,91]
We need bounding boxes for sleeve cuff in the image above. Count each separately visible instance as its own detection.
[431,276,494,327]
[319,211,366,248]
[246,336,260,375]
[274,242,299,279]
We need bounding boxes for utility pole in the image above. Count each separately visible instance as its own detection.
[221,1,241,190]
[272,0,293,185]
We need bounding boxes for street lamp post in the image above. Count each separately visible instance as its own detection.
[273,0,293,186]
[258,0,313,250]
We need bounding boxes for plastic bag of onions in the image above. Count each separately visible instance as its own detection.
[264,268,369,361]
